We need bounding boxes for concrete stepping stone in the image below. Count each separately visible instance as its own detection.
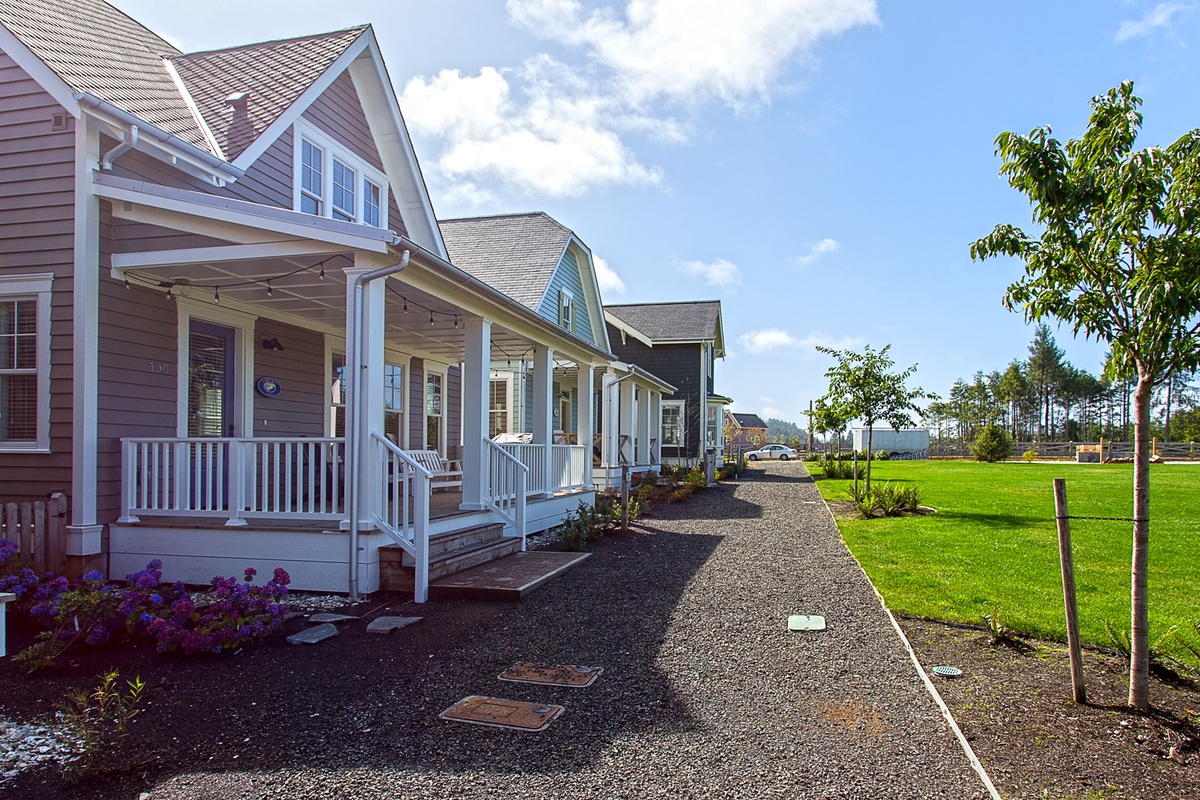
[788,614,826,631]
[287,623,339,645]
[309,613,358,624]
[366,615,422,634]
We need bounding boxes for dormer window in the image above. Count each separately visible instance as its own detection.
[293,121,388,228]
[558,289,574,332]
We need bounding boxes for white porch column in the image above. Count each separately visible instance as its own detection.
[636,383,651,466]
[531,346,554,496]
[342,259,386,532]
[575,362,593,450]
[601,368,619,470]
[651,391,663,466]
[619,377,635,466]
[460,317,490,510]
[69,113,103,570]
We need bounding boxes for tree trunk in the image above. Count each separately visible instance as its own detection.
[1128,372,1153,710]
[865,423,874,494]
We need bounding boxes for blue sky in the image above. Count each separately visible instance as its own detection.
[114,0,1200,425]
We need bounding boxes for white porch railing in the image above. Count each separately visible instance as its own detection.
[485,439,527,549]
[497,443,546,494]
[496,443,590,494]
[120,437,346,525]
[551,444,589,491]
[370,433,432,602]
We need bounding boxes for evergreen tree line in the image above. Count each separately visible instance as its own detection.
[925,324,1200,443]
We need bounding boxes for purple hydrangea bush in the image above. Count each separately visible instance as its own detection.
[2,540,291,669]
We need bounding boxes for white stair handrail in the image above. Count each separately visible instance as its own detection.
[370,433,434,602]
[484,438,528,550]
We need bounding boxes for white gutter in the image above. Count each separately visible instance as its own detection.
[74,92,244,183]
[347,250,410,601]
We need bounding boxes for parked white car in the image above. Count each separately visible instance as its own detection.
[744,444,798,461]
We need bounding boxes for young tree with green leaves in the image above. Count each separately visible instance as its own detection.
[816,344,925,493]
[970,81,1200,709]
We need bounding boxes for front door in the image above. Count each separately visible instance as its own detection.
[188,320,236,437]
[187,320,237,510]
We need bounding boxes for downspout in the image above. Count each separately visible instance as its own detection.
[100,124,138,170]
[347,250,410,601]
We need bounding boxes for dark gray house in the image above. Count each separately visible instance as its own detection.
[604,301,731,466]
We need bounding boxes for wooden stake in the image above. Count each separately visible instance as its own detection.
[1053,478,1086,704]
[620,465,630,531]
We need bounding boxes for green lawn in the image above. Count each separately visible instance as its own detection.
[811,459,1200,660]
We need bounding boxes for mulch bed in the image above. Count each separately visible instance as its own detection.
[900,617,1200,799]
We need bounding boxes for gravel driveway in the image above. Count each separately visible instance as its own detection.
[8,462,989,798]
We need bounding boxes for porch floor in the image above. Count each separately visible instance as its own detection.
[428,550,591,601]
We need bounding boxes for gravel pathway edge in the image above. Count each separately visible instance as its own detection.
[818,497,1002,799]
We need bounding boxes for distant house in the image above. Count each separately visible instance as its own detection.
[440,213,676,488]
[605,301,731,466]
[725,412,768,455]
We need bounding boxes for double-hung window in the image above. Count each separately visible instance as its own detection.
[661,400,684,449]
[0,274,52,451]
[558,289,574,333]
[294,121,388,229]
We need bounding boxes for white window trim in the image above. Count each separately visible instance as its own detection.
[0,273,53,452]
[424,368,445,452]
[661,399,685,449]
[326,338,410,447]
[558,288,574,333]
[293,119,389,229]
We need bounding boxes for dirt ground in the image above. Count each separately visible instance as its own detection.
[899,618,1200,799]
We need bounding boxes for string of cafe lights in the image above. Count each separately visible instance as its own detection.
[121,254,354,304]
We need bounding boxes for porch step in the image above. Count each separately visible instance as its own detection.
[379,526,520,593]
[428,551,592,601]
[402,523,506,565]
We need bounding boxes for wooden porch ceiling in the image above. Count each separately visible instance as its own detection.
[116,251,541,364]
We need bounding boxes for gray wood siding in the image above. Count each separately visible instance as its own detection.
[0,52,75,501]
[252,319,325,437]
[408,358,424,447]
[445,365,460,461]
[536,248,594,344]
[606,326,704,458]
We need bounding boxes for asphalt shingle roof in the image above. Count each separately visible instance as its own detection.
[0,0,210,150]
[172,27,367,160]
[2,0,368,162]
[731,413,768,430]
[439,213,574,311]
[605,301,722,343]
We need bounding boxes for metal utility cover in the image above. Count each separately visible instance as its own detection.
[499,662,603,688]
[932,665,963,678]
[788,615,826,631]
[439,696,564,732]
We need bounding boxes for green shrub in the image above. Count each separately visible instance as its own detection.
[684,468,707,489]
[1022,448,1039,462]
[57,669,147,781]
[971,424,1012,463]
[850,482,922,518]
[874,450,890,461]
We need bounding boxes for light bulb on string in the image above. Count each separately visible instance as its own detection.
[213,286,220,304]
[429,311,435,326]
[266,280,273,298]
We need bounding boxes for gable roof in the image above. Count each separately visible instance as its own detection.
[0,0,210,150]
[439,213,572,311]
[605,301,724,351]
[730,412,768,430]
[171,27,368,161]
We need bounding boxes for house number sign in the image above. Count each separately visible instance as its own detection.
[148,361,171,374]
[256,377,282,397]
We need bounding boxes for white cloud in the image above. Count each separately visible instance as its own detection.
[796,237,841,267]
[678,258,742,290]
[1115,2,1193,42]
[402,1,878,200]
[508,0,879,106]
[401,64,662,200]
[738,328,866,355]
[593,255,626,295]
